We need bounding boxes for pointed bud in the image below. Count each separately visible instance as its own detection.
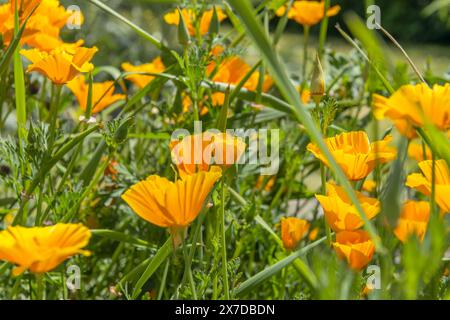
[310,53,325,104]
[177,8,191,46]
[209,6,220,35]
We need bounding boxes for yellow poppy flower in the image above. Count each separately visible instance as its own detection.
[170,132,246,179]
[208,56,273,105]
[1,0,82,52]
[275,1,341,26]
[67,76,125,114]
[362,179,376,193]
[281,217,310,250]
[372,83,450,133]
[406,160,450,213]
[0,223,91,276]
[307,131,397,181]
[121,167,222,244]
[394,201,430,243]
[407,141,432,162]
[308,226,320,241]
[121,57,165,89]
[21,46,98,85]
[372,93,418,139]
[164,7,227,36]
[332,230,375,271]
[316,183,380,232]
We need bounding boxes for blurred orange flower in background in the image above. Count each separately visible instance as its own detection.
[0,224,91,276]
[164,7,227,36]
[394,201,430,243]
[281,217,310,250]
[406,159,450,214]
[67,76,125,114]
[122,57,165,89]
[307,131,397,181]
[275,0,340,26]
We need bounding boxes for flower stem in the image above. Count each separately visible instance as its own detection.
[182,242,197,299]
[35,274,45,300]
[431,151,437,216]
[220,179,230,299]
[318,0,330,56]
[302,26,310,86]
[48,84,62,149]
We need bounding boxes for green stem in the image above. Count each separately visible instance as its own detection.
[48,85,62,148]
[157,259,170,300]
[318,0,330,56]
[220,179,230,299]
[35,274,45,300]
[302,26,310,85]
[182,242,197,299]
[431,151,437,216]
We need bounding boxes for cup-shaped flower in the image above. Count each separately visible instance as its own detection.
[406,160,450,213]
[67,76,125,114]
[21,46,98,85]
[372,83,450,134]
[281,217,310,250]
[316,183,380,232]
[121,57,165,89]
[208,56,273,106]
[307,131,396,181]
[332,230,375,271]
[170,132,246,179]
[121,167,222,243]
[0,223,91,276]
[275,1,340,26]
[394,201,430,243]
[164,7,227,36]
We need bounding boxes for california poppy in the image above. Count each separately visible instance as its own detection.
[275,1,341,26]
[316,183,380,232]
[122,57,165,89]
[67,76,125,114]
[164,7,227,36]
[281,217,310,250]
[406,160,450,213]
[0,223,91,276]
[333,230,375,271]
[307,131,397,181]
[394,201,430,243]
[121,167,222,245]
[373,83,450,134]
[170,132,246,178]
[21,46,98,85]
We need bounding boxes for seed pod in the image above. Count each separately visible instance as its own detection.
[177,8,190,46]
[310,53,325,104]
[114,117,134,144]
[209,6,220,35]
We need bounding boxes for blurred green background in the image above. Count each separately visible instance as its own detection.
[62,0,449,73]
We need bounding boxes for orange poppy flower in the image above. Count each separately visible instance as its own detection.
[121,57,165,89]
[307,131,397,181]
[407,141,432,162]
[164,7,227,36]
[121,167,222,244]
[316,183,380,232]
[373,84,450,134]
[21,46,98,85]
[394,201,430,243]
[333,230,375,271]
[0,223,91,276]
[275,1,341,26]
[362,179,376,193]
[208,56,273,105]
[67,76,125,114]
[281,217,310,250]
[406,160,450,214]
[170,132,246,178]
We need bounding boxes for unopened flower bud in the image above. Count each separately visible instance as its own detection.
[310,53,325,104]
